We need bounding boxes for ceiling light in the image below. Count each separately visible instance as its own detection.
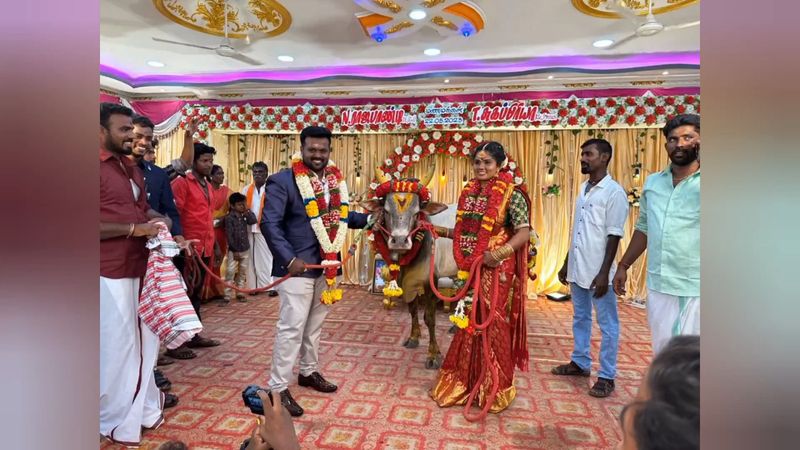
[424,48,441,56]
[277,55,294,62]
[592,39,614,48]
[409,9,427,20]
[160,89,166,92]
[147,60,165,68]
[444,79,450,83]
[547,75,554,80]
[662,70,670,75]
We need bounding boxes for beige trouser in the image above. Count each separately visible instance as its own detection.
[224,250,250,298]
[268,275,330,392]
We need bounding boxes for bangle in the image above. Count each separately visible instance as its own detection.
[127,223,135,238]
[490,244,514,262]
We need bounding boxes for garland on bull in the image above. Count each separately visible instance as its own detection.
[369,179,433,307]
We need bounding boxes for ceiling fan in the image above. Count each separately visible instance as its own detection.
[603,0,700,49]
[151,0,262,66]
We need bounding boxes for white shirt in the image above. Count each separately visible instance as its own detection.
[241,184,266,233]
[566,174,629,289]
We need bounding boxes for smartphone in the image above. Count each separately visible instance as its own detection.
[242,384,273,415]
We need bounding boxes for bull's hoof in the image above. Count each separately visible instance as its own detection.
[425,354,443,370]
[448,324,457,334]
[403,338,419,349]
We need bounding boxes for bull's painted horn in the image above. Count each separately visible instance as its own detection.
[420,161,436,187]
[375,167,390,183]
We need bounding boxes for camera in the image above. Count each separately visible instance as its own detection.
[242,384,273,415]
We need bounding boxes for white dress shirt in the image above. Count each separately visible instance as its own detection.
[566,174,629,289]
[241,184,266,233]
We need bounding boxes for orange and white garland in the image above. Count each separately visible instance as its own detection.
[292,152,349,305]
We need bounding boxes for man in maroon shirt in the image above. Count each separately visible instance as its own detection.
[99,103,172,446]
[168,142,222,358]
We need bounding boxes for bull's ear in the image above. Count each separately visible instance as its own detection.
[422,202,448,216]
[360,199,382,212]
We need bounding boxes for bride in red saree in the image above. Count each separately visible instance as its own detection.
[431,141,532,415]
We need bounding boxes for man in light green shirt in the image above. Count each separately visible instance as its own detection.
[613,114,700,355]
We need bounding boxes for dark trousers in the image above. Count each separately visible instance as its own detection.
[173,254,209,322]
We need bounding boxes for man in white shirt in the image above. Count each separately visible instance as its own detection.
[552,138,629,398]
[241,162,277,296]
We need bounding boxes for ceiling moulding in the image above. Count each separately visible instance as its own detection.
[270,92,295,96]
[354,0,485,42]
[153,0,292,39]
[99,52,699,88]
[322,91,352,96]
[219,93,245,97]
[379,89,408,95]
[563,83,597,88]
[630,80,665,86]
[571,0,698,19]
[498,85,530,91]
[439,87,465,93]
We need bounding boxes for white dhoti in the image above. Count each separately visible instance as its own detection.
[246,232,274,289]
[100,277,163,446]
[647,288,700,355]
[268,275,330,392]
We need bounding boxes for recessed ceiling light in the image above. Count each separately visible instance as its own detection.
[444,79,450,83]
[662,70,670,75]
[547,75,554,80]
[277,55,294,62]
[592,39,614,48]
[424,48,441,56]
[160,89,166,92]
[409,9,427,20]
[147,60,165,68]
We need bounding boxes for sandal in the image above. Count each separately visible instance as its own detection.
[551,361,591,377]
[164,346,197,360]
[186,335,221,348]
[156,356,175,366]
[589,377,615,398]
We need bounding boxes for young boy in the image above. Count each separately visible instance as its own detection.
[224,193,257,302]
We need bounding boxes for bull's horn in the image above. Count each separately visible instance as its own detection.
[375,167,390,183]
[420,160,436,187]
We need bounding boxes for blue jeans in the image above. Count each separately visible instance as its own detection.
[570,283,619,380]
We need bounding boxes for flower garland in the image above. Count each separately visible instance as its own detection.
[369,180,432,306]
[180,94,700,142]
[449,171,514,329]
[292,152,349,305]
[627,187,641,207]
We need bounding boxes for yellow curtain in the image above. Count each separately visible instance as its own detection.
[155,128,668,299]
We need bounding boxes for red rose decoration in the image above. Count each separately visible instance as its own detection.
[208,107,217,114]
[625,115,636,125]
[578,107,588,117]
[596,107,606,116]
[625,97,636,106]
[294,107,303,114]
[198,130,208,138]
[568,100,578,109]
[665,97,676,105]
[266,107,274,115]
[635,106,646,115]
[685,96,696,104]
[304,114,311,123]
[223,121,231,129]
[587,99,598,108]
[311,107,319,114]
[237,121,246,130]
[325,106,334,114]
[696,105,700,113]
[568,116,579,126]
[402,123,411,129]
[281,122,290,130]
[549,100,560,109]
[434,124,444,130]
[558,108,568,117]
[608,116,618,125]
[587,116,597,126]
[340,125,349,132]
[216,114,224,121]
[355,124,364,132]
[656,106,666,115]
[645,114,656,125]
[616,106,626,115]
[245,113,253,121]
[645,97,656,106]
[252,107,261,115]
[549,119,559,127]
[606,98,617,107]
[251,121,260,129]
[208,121,216,129]
[402,105,412,112]
[319,114,327,123]
[370,124,379,131]
[386,124,395,131]
[417,105,426,113]
[281,107,289,114]
[223,106,232,114]
[267,122,275,129]
[676,104,687,114]
[418,122,427,129]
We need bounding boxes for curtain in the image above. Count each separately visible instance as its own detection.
[155,128,667,299]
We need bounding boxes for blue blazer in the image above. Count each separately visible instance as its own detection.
[138,160,183,237]
[261,168,369,279]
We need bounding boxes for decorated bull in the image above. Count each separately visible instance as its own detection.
[361,165,450,369]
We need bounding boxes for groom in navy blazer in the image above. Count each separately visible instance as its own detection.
[261,126,370,417]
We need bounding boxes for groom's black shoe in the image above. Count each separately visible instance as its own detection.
[298,372,338,393]
[279,389,304,417]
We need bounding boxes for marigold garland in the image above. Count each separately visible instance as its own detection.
[292,153,349,305]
